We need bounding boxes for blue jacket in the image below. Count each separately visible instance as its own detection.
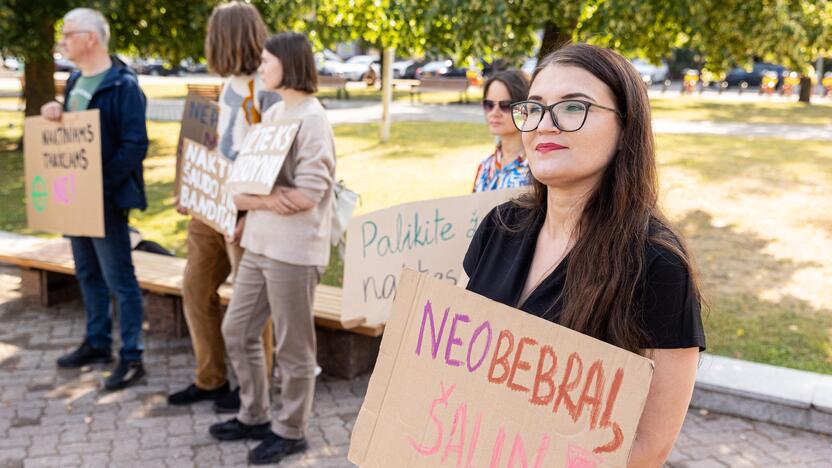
[64,57,148,211]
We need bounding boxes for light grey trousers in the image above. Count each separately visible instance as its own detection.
[221,250,319,439]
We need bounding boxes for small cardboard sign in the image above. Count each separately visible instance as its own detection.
[174,93,220,195]
[225,119,300,195]
[24,110,104,237]
[349,269,655,468]
[342,189,523,326]
[178,138,237,237]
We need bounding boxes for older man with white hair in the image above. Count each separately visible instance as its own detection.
[41,8,149,391]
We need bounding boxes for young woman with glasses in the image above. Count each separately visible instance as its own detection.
[463,43,705,466]
[472,69,531,192]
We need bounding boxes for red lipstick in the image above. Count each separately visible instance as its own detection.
[535,142,567,153]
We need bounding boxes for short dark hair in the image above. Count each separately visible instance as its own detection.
[483,69,530,103]
[264,32,318,93]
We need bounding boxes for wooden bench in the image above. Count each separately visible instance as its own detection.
[0,233,383,378]
[409,77,470,103]
[186,84,222,101]
[317,75,349,100]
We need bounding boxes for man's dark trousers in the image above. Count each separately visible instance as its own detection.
[69,200,143,362]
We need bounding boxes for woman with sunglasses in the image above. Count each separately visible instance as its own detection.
[464,43,705,466]
[472,69,531,192]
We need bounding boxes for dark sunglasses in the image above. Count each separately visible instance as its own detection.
[482,99,512,113]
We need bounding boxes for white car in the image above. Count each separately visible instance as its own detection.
[3,56,21,71]
[630,59,669,85]
[333,55,380,83]
[391,60,413,79]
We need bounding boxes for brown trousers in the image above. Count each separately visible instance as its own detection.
[182,217,273,390]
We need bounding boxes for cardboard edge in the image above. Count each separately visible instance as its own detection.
[348,268,423,466]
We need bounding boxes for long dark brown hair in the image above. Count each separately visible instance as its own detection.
[507,43,702,354]
[205,2,268,76]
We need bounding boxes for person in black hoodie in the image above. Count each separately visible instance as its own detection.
[41,8,149,391]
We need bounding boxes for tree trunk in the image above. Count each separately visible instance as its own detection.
[536,21,572,65]
[798,76,812,104]
[24,56,55,117]
[23,16,56,117]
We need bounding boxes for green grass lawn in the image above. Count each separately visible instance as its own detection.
[1,109,830,375]
[649,97,832,126]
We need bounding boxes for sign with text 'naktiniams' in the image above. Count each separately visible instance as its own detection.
[24,110,103,237]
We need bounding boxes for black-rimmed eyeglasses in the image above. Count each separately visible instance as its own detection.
[510,100,620,132]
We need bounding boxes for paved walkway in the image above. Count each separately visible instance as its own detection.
[139,98,832,140]
[0,265,830,467]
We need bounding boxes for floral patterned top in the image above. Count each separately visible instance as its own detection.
[472,145,530,192]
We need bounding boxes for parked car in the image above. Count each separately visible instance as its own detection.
[3,56,21,71]
[401,60,428,79]
[391,60,413,79]
[332,54,380,84]
[54,54,75,72]
[415,60,467,79]
[180,58,207,74]
[131,58,184,76]
[315,49,344,76]
[630,58,669,85]
[724,63,786,88]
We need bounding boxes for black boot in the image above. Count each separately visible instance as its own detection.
[57,340,113,368]
[209,418,271,441]
[104,360,145,391]
[168,382,230,406]
[248,431,308,465]
[213,386,241,413]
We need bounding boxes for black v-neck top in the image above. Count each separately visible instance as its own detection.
[463,202,706,351]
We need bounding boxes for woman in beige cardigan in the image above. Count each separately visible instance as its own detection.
[209,32,335,466]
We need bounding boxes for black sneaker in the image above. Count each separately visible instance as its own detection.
[248,431,308,465]
[104,360,145,391]
[209,418,271,441]
[168,382,230,406]
[213,386,241,413]
[57,340,113,368]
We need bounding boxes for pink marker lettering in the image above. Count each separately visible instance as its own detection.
[445,313,470,367]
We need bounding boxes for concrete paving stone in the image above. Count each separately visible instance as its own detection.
[164,458,195,468]
[2,265,832,467]
[674,459,729,468]
[22,454,80,468]
[0,436,31,449]
[25,443,58,458]
[58,441,109,456]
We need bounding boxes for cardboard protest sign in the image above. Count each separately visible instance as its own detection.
[24,110,104,237]
[178,138,237,237]
[342,188,523,326]
[225,119,300,195]
[174,93,219,194]
[349,269,655,468]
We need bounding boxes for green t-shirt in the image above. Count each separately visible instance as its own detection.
[66,70,108,112]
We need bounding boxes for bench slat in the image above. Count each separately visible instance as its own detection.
[0,236,383,337]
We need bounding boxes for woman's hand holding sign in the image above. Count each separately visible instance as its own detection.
[232,186,315,216]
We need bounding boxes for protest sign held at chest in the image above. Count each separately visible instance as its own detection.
[349,269,654,468]
[174,93,220,195]
[342,188,524,327]
[226,119,300,195]
[178,138,237,237]
[23,110,104,237]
